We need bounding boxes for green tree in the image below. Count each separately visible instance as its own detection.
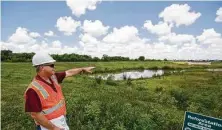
[1,50,13,61]
[138,56,145,61]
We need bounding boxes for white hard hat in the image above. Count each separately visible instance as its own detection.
[32,52,56,66]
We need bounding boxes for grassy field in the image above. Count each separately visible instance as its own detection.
[1,61,222,130]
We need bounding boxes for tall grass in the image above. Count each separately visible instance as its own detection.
[1,62,222,130]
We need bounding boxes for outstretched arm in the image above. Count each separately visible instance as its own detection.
[65,67,95,78]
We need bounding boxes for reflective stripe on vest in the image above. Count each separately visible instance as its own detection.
[32,81,49,99]
[42,100,65,115]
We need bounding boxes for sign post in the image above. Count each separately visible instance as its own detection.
[183,111,222,130]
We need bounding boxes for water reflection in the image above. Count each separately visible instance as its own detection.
[206,69,222,72]
[91,68,222,80]
[93,70,164,80]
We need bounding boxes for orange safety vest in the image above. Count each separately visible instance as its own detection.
[25,75,66,122]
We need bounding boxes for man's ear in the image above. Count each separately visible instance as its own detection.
[39,66,44,72]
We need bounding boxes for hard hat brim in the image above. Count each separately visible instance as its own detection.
[33,60,56,66]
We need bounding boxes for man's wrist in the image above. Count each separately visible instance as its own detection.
[80,68,84,73]
[49,123,57,130]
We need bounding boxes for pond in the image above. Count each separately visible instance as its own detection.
[92,70,164,80]
[206,69,222,72]
[91,68,222,81]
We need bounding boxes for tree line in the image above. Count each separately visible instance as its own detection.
[1,50,155,62]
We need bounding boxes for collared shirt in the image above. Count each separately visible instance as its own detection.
[25,72,66,112]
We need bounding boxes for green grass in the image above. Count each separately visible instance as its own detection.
[1,61,222,130]
[56,61,222,73]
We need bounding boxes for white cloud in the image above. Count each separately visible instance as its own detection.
[159,33,196,45]
[194,29,222,59]
[1,41,38,53]
[81,41,99,56]
[78,33,101,57]
[82,20,109,37]
[56,16,81,36]
[159,4,201,27]
[2,29,222,60]
[1,40,80,54]
[196,28,221,44]
[44,31,55,37]
[62,46,79,54]
[103,26,145,44]
[2,25,222,60]
[79,25,219,60]
[66,0,101,17]
[143,20,172,35]
[178,43,203,59]
[215,7,222,22]
[2,27,79,54]
[8,27,36,44]
[79,33,100,44]
[30,32,41,38]
[52,40,62,48]
[79,25,150,58]
[1,41,14,50]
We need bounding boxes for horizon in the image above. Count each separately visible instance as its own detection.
[2,49,221,61]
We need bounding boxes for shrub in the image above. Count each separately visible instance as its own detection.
[150,66,158,70]
[138,66,145,70]
[123,73,127,80]
[170,89,189,110]
[106,75,118,86]
[153,74,161,79]
[162,66,173,70]
[126,77,132,86]
[95,76,102,84]
[155,86,163,93]
[85,101,101,121]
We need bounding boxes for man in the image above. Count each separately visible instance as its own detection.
[24,52,95,130]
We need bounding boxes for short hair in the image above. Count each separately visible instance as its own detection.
[35,65,41,73]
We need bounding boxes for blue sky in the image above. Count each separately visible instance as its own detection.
[1,1,222,60]
[2,1,222,40]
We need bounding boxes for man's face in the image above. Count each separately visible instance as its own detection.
[41,64,55,76]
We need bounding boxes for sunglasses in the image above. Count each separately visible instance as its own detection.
[44,64,55,68]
